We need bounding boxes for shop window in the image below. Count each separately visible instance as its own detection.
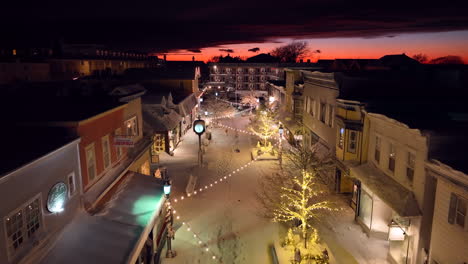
[448,193,467,228]
[125,116,138,137]
[68,172,76,197]
[102,135,111,169]
[406,152,415,183]
[348,131,357,153]
[4,196,43,260]
[338,128,344,149]
[389,143,396,173]
[320,102,326,123]
[85,143,97,181]
[374,136,381,163]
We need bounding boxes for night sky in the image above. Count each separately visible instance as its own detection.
[3,0,468,62]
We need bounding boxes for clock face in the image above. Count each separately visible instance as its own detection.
[194,123,205,134]
[47,182,68,213]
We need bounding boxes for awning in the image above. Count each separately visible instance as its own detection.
[41,172,166,264]
[351,163,421,217]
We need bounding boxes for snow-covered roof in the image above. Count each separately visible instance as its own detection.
[350,163,421,217]
[143,104,181,132]
[177,93,198,117]
[41,172,166,264]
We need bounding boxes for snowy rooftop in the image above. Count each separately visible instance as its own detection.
[41,172,166,264]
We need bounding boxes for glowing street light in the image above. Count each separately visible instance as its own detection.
[164,181,171,198]
[199,97,203,103]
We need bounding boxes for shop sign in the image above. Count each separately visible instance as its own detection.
[114,135,134,147]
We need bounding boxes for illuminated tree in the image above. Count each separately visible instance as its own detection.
[240,92,259,108]
[257,144,336,248]
[203,98,236,118]
[249,108,277,147]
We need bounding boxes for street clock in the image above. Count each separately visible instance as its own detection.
[193,119,206,135]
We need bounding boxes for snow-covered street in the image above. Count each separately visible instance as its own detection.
[158,113,390,264]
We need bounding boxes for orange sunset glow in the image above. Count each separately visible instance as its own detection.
[159,31,468,63]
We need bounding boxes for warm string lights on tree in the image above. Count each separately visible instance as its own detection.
[248,109,279,147]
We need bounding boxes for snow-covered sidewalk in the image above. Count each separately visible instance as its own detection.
[158,114,390,264]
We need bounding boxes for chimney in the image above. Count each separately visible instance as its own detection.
[307,59,311,63]
[163,54,167,61]
[192,56,195,61]
[300,59,303,63]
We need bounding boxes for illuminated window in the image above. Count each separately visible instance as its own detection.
[374,136,381,163]
[85,143,97,181]
[406,152,415,183]
[388,143,396,172]
[125,116,138,137]
[348,130,357,153]
[68,172,76,197]
[4,196,43,260]
[338,128,344,149]
[102,135,111,169]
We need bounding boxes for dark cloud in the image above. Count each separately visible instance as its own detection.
[248,47,260,52]
[219,49,234,53]
[188,49,202,53]
[1,0,468,52]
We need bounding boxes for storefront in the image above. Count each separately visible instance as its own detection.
[40,172,168,264]
[350,163,421,264]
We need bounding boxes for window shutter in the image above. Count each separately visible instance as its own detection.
[448,193,458,224]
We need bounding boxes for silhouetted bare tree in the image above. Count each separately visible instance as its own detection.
[412,53,428,63]
[271,41,310,63]
[429,55,464,65]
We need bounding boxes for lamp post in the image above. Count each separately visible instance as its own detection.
[164,181,176,258]
[193,118,206,167]
[279,124,284,168]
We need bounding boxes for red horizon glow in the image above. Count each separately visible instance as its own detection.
[156,31,468,63]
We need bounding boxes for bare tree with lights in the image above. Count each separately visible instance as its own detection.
[249,108,278,148]
[240,91,259,108]
[257,143,336,248]
[203,98,236,119]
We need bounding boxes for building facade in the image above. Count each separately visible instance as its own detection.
[0,133,81,264]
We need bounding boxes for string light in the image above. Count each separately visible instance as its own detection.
[168,203,222,262]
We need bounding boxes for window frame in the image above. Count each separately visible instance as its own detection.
[320,102,326,123]
[67,172,76,197]
[455,197,467,228]
[348,130,357,153]
[406,152,415,183]
[85,143,97,182]
[328,105,334,127]
[124,116,138,137]
[374,136,381,163]
[388,143,396,173]
[3,194,44,261]
[115,128,122,159]
[101,135,111,170]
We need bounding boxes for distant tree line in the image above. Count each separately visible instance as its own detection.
[412,53,464,64]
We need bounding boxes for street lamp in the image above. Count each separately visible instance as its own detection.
[164,181,171,198]
[199,97,203,103]
[163,181,176,258]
